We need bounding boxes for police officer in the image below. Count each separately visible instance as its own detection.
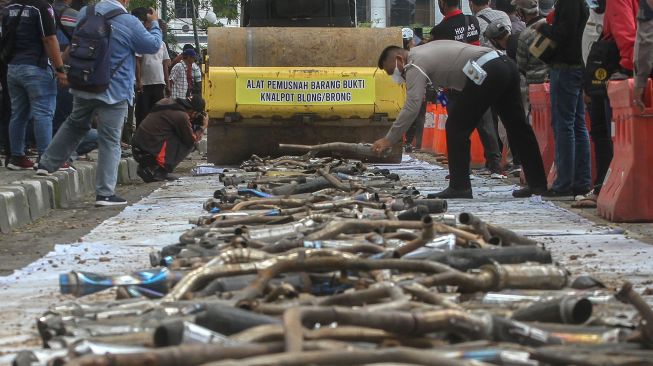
[401,27,426,153]
[371,41,547,199]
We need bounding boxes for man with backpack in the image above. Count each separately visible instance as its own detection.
[0,0,68,170]
[36,0,162,207]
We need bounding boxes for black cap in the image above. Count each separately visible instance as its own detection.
[178,95,205,112]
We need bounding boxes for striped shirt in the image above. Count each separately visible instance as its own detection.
[170,61,191,98]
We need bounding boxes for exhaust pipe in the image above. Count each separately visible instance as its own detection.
[195,304,280,336]
[153,320,231,347]
[458,212,538,246]
[512,296,593,324]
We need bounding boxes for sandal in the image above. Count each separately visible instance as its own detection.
[572,196,597,208]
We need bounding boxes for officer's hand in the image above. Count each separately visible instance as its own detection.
[372,138,392,156]
[136,81,143,93]
[633,87,646,114]
[147,8,159,22]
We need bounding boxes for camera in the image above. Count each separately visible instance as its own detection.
[191,112,206,132]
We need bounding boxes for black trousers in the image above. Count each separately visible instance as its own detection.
[445,56,547,190]
[405,101,426,148]
[588,94,613,193]
[447,90,502,172]
[135,84,166,128]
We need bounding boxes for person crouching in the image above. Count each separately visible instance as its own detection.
[132,94,207,182]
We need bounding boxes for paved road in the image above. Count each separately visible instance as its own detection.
[1,156,652,363]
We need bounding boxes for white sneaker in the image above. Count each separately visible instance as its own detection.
[33,163,51,176]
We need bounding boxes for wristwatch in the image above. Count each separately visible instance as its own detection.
[55,65,66,74]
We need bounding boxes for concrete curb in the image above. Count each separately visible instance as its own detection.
[0,158,138,233]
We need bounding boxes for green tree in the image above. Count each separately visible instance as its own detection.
[126,0,157,11]
[211,0,239,20]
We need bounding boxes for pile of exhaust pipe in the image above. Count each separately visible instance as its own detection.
[18,148,653,366]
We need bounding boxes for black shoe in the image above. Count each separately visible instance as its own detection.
[541,189,575,201]
[137,165,156,183]
[95,195,128,207]
[404,144,413,153]
[512,186,546,198]
[427,187,473,199]
[153,167,174,182]
[163,173,180,181]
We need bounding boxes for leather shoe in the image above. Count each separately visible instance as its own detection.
[427,187,473,199]
[512,186,546,198]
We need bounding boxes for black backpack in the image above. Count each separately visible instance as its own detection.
[584,37,620,97]
[0,4,27,66]
[66,5,127,93]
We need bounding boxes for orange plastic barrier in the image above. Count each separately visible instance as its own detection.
[421,103,437,152]
[597,79,653,222]
[529,83,555,174]
[433,104,448,155]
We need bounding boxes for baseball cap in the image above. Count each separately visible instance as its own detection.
[511,0,538,11]
[484,21,510,40]
[401,27,414,40]
[178,95,206,112]
[182,49,197,58]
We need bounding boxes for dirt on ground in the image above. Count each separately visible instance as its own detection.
[0,181,165,276]
[0,159,198,276]
[410,150,653,245]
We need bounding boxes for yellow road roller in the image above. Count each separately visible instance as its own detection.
[203,0,406,164]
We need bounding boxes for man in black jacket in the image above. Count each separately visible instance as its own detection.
[132,95,207,182]
[536,0,591,200]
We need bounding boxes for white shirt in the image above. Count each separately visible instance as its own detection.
[582,10,605,66]
[137,43,170,86]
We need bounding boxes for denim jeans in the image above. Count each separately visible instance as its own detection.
[7,64,57,156]
[549,68,592,193]
[40,97,127,197]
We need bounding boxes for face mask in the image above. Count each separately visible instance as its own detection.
[391,60,405,85]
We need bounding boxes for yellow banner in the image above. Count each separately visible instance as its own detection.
[236,75,376,105]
